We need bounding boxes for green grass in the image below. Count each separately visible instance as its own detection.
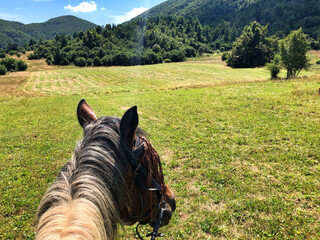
[1,53,320,239]
[20,55,290,96]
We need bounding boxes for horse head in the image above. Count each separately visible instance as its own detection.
[77,100,176,237]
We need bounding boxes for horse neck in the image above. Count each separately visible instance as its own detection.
[36,138,127,240]
[36,198,110,240]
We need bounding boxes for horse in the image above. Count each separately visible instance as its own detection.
[36,99,176,240]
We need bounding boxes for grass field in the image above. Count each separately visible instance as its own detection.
[1,53,320,239]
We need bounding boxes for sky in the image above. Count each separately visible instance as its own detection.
[0,0,167,26]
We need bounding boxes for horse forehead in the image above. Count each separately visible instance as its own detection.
[94,116,121,132]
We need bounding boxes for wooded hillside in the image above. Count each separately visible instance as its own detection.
[0,16,97,49]
[137,0,320,38]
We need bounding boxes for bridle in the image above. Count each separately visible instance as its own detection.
[122,135,167,240]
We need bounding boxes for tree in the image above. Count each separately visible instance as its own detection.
[93,56,102,66]
[280,28,310,78]
[1,58,18,72]
[0,65,7,75]
[17,60,28,71]
[227,21,277,68]
[74,57,86,67]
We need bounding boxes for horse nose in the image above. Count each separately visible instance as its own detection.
[168,196,176,213]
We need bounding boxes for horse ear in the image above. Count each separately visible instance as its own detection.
[120,106,138,149]
[77,99,97,128]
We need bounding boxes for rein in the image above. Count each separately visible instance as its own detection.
[123,136,167,240]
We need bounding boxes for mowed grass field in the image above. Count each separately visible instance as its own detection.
[1,52,320,239]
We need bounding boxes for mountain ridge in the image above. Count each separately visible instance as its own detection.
[135,0,320,38]
[0,15,97,49]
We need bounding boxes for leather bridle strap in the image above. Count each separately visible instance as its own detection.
[125,137,166,240]
[136,201,166,240]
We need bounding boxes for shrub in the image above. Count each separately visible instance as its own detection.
[130,53,142,66]
[46,56,53,65]
[0,65,7,75]
[74,57,86,67]
[221,52,229,61]
[1,58,18,72]
[28,53,38,60]
[17,60,28,71]
[113,52,132,66]
[8,50,16,56]
[219,46,225,52]
[67,50,77,63]
[86,58,93,66]
[163,58,172,63]
[185,46,196,57]
[198,46,205,55]
[0,52,6,58]
[102,55,113,66]
[267,54,282,79]
[142,51,162,65]
[152,44,161,53]
[93,56,102,66]
[166,50,186,62]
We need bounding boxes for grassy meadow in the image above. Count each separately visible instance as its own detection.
[1,52,320,239]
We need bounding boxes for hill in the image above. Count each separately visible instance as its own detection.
[0,16,97,49]
[137,0,320,38]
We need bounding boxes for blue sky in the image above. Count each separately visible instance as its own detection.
[0,0,166,25]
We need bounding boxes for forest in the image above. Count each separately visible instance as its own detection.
[140,0,320,38]
[21,16,234,67]
[1,13,319,70]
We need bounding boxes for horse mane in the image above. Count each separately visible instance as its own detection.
[36,116,134,240]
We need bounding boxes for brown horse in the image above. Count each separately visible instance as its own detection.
[36,100,176,240]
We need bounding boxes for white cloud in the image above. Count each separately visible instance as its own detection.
[114,7,148,24]
[64,1,97,13]
[101,7,106,11]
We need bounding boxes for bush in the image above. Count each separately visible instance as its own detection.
[113,52,132,66]
[142,51,162,65]
[0,65,7,75]
[0,52,6,58]
[163,58,172,63]
[17,60,28,71]
[28,53,38,60]
[166,50,186,62]
[102,55,113,66]
[267,54,282,79]
[316,60,320,65]
[93,56,102,66]
[1,58,18,72]
[74,57,86,67]
[46,56,53,65]
[152,44,161,53]
[221,52,229,61]
[8,50,16,56]
[185,46,196,57]
[198,46,205,55]
[130,53,142,66]
[86,58,93,66]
